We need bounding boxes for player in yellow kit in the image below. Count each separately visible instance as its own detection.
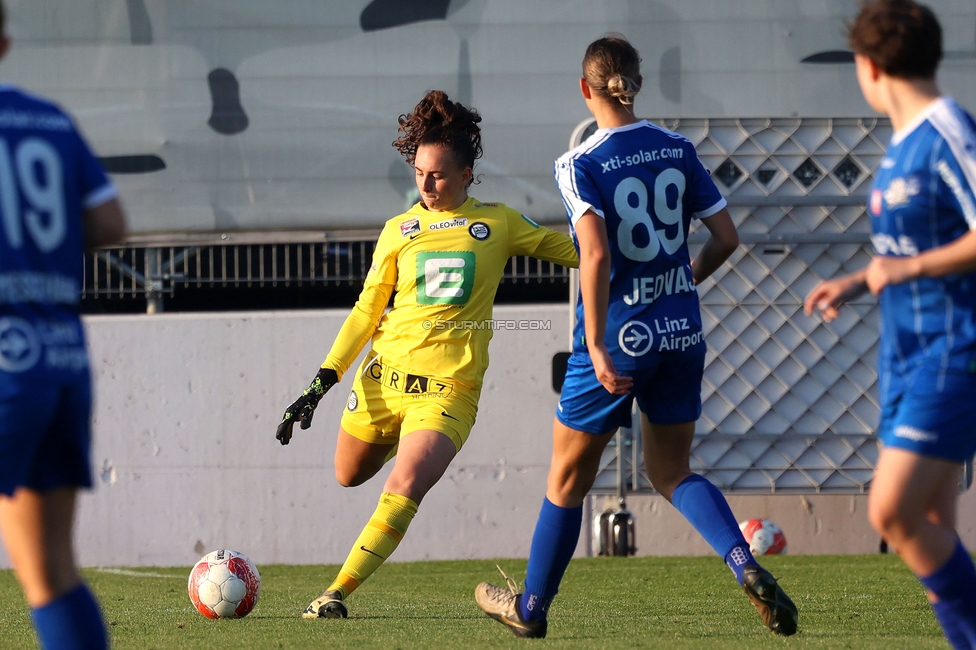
[275,90,579,619]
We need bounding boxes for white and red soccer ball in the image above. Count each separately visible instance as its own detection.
[739,518,788,556]
[188,549,261,619]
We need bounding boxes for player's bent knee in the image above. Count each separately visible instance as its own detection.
[646,469,690,501]
[547,468,594,504]
[335,464,380,488]
[648,479,677,502]
[868,500,917,541]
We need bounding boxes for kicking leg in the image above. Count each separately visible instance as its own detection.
[305,429,455,618]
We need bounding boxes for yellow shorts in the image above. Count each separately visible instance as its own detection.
[340,351,480,452]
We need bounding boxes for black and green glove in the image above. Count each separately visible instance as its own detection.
[275,367,339,445]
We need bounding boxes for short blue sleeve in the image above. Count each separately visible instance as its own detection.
[70,125,116,210]
[555,156,605,225]
[686,147,727,219]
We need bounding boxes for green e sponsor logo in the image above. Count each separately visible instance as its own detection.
[416,251,475,305]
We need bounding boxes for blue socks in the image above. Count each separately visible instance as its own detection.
[31,583,107,650]
[671,474,745,558]
[724,543,757,585]
[931,600,970,650]
[918,540,976,649]
[671,474,756,584]
[520,498,583,622]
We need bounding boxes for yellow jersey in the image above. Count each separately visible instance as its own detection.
[322,197,579,390]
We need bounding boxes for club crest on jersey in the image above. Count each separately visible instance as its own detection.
[883,176,920,210]
[468,222,491,241]
[618,321,653,357]
[347,390,358,412]
[400,218,421,238]
[429,217,467,231]
[870,189,883,216]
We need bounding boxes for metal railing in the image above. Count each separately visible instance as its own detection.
[83,234,572,312]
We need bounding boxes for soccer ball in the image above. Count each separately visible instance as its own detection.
[739,518,788,555]
[188,549,261,619]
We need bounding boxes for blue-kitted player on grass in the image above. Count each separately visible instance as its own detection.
[0,2,127,647]
[476,34,797,638]
[805,2,976,648]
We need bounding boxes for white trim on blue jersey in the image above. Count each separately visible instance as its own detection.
[928,98,976,229]
[872,95,976,389]
[555,131,612,225]
[553,117,727,369]
[84,184,118,210]
[555,120,726,226]
[694,197,728,219]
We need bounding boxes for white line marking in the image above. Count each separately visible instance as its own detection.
[92,568,183,579]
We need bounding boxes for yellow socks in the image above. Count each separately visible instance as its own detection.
[328,492,418,598]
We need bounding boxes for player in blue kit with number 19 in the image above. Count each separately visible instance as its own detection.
[805,2,976,648]
[476,34,797,638]
[0,2,127,648]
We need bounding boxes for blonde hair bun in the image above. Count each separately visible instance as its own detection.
[606,74,640,105]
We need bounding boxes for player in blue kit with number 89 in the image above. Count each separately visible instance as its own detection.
[476,34,797,638]
[0,2,127,648]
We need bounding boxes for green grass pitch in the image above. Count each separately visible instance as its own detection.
[0,555,949,649]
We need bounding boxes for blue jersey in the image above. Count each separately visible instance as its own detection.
[0,85,115,381]
[555,120,726,369]
[869,97,976,387]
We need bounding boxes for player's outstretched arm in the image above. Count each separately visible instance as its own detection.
[507,209,580,269]
[319,223,398,377]
[865,230,976,294]
[803,269,868,322]
[276,367,339,445]
[528,227,580,269]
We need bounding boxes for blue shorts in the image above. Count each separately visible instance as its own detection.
[0,372,93,496]
[556,346,705,434]
[879,363,976,463]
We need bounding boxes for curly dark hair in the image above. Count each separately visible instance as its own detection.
[393,90,483,186]
[849,0,941,79]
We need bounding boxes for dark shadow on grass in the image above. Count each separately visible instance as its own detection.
[328,614,485,621]
[243,613,486,621]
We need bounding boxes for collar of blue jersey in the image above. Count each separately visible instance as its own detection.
[592,119,650,137]
[891,96,948,147]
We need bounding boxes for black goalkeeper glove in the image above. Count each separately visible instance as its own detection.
[276,367,339,445]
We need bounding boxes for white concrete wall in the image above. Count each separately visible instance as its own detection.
[79,304,569,568]
[4,305,976,569]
